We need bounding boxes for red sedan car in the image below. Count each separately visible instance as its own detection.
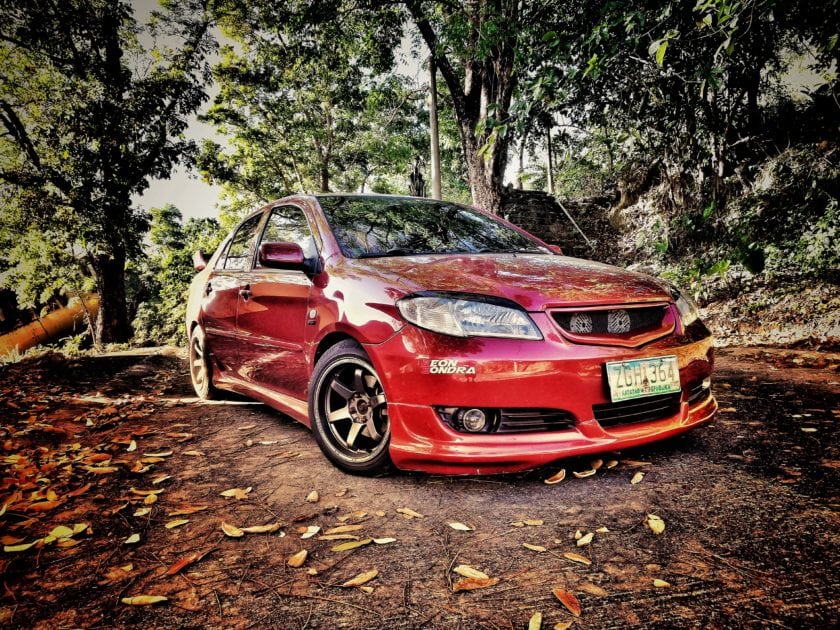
[186,194,716,475]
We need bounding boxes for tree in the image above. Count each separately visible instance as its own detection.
[0,0,215,343]
[198,3,423,217]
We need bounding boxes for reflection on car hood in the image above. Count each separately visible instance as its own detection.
[350,253,671,311]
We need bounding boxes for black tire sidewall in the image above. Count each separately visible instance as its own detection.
[189,327,216,400]
[308,340,391,475]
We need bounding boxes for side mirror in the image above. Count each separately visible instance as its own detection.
[258,242,306,270]
[547,244,563,255]
[193,250,209,271]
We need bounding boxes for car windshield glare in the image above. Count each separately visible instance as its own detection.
[317,196,548,258]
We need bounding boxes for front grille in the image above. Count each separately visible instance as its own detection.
[496,409,575,433]
[593,393,680,428]
[553,305,666,336]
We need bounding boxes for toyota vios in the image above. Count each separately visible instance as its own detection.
[186,194,716,475]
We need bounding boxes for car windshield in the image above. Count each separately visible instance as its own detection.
[317,196,548,258]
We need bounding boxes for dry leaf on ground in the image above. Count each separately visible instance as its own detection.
[453,565,488,579]
[324,524,364,535]
[524,543,546,552]
[124,533,140,544]
[221,522,244,538]
[528,611,542,630]
[563,552,591,566]
[452,576,499,592]
[305,490,319,503]
[552,588,581,617]
[288,549,307,567]
[396,507,423,519]
[448,522,474,531]
[121,595,167,606]
[220,487,252,500]
[240,523,281,534]
[577,532,594,547]
[342,569,378,587]
[646,513,666,535]
[332,538,372,552]
[544,469,566,484]
[630,472,645,485]
[653,578,671,588]
[573,469,596,478]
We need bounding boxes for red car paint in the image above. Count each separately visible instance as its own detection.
[187,194,716,474]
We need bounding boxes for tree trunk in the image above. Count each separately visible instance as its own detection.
[92,248,131,345]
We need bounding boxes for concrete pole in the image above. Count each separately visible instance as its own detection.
[429,56,442,200]
[546,124,554,195]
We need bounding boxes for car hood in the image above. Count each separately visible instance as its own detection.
[348,253,672,311]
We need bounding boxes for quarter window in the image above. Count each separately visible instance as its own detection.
[222,213,262,271]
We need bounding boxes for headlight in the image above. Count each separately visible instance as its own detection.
[396,293,542,340]
[670,286,700,327]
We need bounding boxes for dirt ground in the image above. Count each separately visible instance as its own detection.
[1,346,838,629]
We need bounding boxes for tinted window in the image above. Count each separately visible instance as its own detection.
[257,205,318,264]
[318,197,547,258]
[223,213,262,271]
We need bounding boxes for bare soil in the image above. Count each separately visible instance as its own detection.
[1,346,838,629]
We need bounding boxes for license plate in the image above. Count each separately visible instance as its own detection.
[605,355,681,402]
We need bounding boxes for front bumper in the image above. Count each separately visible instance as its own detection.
[366,313,717,474]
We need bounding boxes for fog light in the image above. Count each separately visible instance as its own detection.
[460,408,487,432]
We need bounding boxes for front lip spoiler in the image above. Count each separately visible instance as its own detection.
[387,394,718,475]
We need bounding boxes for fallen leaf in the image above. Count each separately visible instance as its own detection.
[591,458,603,470]
[574,530,583,540]
[320,534,359,541]
[325,524,364,535]
[801,427,818,433]
[342,569,378,588]
[27,500,60,513]
[653,578,670,588]
[4,541,39,552]
[143,494,157,505]
[646,513,665,535]
[300,525,320,539]
[453,565,488,579]
[121,563,133,572]
[152,474,171,485]
[577,532,594,547]
[165,552,200,576]
[240,523,282,534]
[130,461,148,473]
[220,487,252,500]
[512,521,525,527]
[529,611,543,630]
[573,469,596,478]
[335,488,348,497]
[0,535,24,545]
[287,549,307,567]
[579,582,608,596]
[332,538,372,552]
[596,526,609,533]
[372,537,396,544]
[524,519,544,526]
[143,450,172,458]
[552,588,581,617]
[121,595,168,606]
[630,472,645,485]
[359,585,374,594]
[48,525,74,540]
[448,522,474,531]
[124,533,140,544]
[544,469,566,484]
[523,543,546,552]
[258,440,278,446]
[563,552,592,566]
[130,487,164,496]
[127,440,137,452]
[67,483,93,497]
[221,522,243,537]
[238,424,256,431]
[621,459,652,467]
[453,576,499,592]
[182,450,205,456]
[554,623,573,630]
[165,519,189,529]
[396,507,423,519]
[167,505,208,516]
[606,460,619,469]
[305,490,319,503]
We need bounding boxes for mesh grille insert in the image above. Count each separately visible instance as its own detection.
[593,393,680,427]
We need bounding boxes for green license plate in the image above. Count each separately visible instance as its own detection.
[605,355,681,403]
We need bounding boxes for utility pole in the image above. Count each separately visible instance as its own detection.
[546,123,554,195]
[428,56,442,200]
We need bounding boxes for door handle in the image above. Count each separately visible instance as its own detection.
[239,284,252,300]
[205,282,213,296]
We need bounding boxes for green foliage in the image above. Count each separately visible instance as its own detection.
[0,0,216,342]
[132,205,223,346]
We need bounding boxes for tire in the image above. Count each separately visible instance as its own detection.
[309,340,391,474]
[188,326,219,400]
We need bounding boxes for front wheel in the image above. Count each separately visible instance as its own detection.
[309,341,391,474]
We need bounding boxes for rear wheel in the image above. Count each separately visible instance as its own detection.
[189,326,218,400]
[309,341,391,474]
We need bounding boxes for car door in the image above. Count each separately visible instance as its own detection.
[235,203,319,401]
[200,212,263,374]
